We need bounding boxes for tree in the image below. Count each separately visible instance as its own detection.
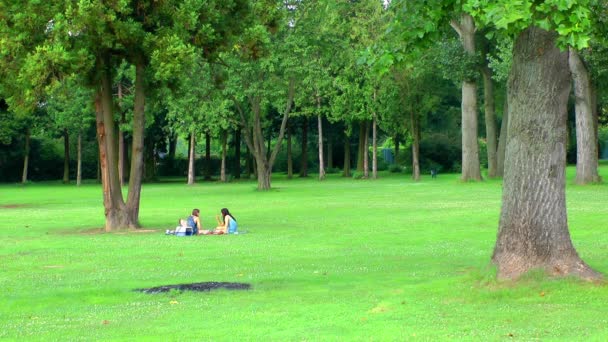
[469,0,602,280]
[225,3,302,190]
[46,77,95,186]
[0,1,250,230]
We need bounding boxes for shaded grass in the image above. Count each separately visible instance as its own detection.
[1,166,608,340]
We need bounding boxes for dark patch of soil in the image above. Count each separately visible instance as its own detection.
[136,282,251,294]
[0,204,27,209]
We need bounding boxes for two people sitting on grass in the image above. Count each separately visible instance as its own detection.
[202,208,238,235]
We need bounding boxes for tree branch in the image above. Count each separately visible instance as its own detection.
[269,78,296,167]
[450,19,462,38]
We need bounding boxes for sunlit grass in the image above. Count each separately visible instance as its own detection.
[1,166,607,340]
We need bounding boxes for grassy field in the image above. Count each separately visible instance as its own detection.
[1,166,608,341]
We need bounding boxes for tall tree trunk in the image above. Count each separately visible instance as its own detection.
[234,128,241,179]
[492,27,600,280]
[118,83,125,187]
[188,133,195,185]
[204,132,211,180]
[357,121,365,172]
[363,120,370,178]
[411,111,420,181]
[125,59,146,227]
[287,123,293,179]
[96,63,129,231]
[452,14,482,181]
[22,127,30,184]
[77,131,82,186]
[343,132,351,177]
[317,100,326,180]
[496,97,508,177]
[220,130,227,182]
[63,128,70,184]
[372,114,378,179]
[569,48,601,184]
[482,66,498,178]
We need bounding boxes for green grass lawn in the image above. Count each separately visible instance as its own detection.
[1,167,608,340]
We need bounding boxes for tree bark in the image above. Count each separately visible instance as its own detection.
[287,123,293,179]
[300,117,308,177]
[482,66,498,178]
[453,14,482,181]
[317,97,325,180]
[234,128,241,179]
[220,130,227,182]
[569,48,601,184]
[77,131,82,186]
[204,132,211,180]
[22,127,30,184]
[63,128,70,184]
[492,27,600,281]
[411,111,420,181]
[363,120,370,179]
[125,59,146,227]
[496,97,508,177]
[188,133,195,185]
[343,131,351,177]
[96,64,129,231]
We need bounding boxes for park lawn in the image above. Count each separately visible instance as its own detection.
[1,167,607,341]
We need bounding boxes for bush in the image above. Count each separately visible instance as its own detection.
[388,164,403,173]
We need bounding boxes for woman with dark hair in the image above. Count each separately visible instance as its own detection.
[213,208,238,234]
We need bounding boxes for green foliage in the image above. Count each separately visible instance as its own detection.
[465,0,595,49]
[432,37,481,83]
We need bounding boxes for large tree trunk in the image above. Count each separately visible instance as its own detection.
[452,14,482,181]
[234,128,241,179]
[22,127,30,184]
[188,133,195,185]
[63,128,70,184]
[496,97,508,177]
[204,132,211,180]
[220,130,227,182]
[569,48,601,184]
[411,111,420,181]
[492,27,600,280]
[287,123,293,179]
[317,101,326,180]
[125,60,146,227]
[343,132,351,177]
[482,66,498,178]
[96,64,129,231]
[300,118,308,177]
[77,131,82,186]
